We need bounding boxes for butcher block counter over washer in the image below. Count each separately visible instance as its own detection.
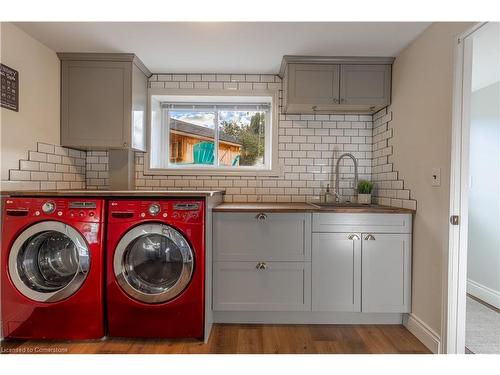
[212,202,414,325]
[1,190,224,198]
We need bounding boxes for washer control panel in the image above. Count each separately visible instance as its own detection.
[108,199,204,224]
[3,198,103,222]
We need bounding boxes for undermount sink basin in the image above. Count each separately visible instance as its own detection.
[308,202,369,208]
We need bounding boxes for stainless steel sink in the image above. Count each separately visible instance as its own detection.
[308,202,369,209]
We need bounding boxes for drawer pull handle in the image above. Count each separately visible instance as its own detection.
[348,234,360,240]
[364,234,376,241]
[255,213,268,221]
[256,262,267,270]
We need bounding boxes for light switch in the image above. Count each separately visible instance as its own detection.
[431,168,441,187]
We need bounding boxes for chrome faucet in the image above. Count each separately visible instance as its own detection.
[333,152,358,203]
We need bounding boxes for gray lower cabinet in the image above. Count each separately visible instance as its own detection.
[312,233,361,312]
[213,212,312,311]
[361,233,412,313]
[213,261,311,311]
[58,53,151,150]
[212,211,412,316]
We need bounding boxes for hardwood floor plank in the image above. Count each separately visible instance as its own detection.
[0,324,431,354]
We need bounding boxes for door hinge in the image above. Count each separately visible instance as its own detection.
[450,215,460,225]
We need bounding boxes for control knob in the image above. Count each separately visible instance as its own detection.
[148,203,161,216]
[41,201,56,214]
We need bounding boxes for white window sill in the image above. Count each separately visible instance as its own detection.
[143,166,282,177]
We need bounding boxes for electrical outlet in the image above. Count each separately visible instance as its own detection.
[431,168,441,187]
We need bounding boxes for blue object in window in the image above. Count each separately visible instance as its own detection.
[193,142,214,165]
[231,155,240,166]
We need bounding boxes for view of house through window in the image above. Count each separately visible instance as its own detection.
[164,102,270,169]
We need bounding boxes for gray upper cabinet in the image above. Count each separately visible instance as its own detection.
[287,64,340,107]
[280,56,394,114]
[58,53,151,151]
[340,64,391,107]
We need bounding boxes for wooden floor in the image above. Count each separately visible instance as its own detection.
[1,324,430,354]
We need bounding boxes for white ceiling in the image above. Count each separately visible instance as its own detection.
[15,22,430,74]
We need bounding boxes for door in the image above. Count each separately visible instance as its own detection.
[312,233,361,312]
[339,64,391,106]
[447,22,500,354]
[113,223,194,304]
[288,64,340,105]
[361,233,412,313]
[61,60,132,149]
[8,221,90,303]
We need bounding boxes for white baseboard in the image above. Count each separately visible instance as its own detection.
[403,313,441,353]
[467,279,500,309]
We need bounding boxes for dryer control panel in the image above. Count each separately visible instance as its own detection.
[108,199,204,224]
[3,198,103,223]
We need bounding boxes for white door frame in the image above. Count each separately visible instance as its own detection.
[443,22,487,354]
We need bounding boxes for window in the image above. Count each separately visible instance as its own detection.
[149,93,278,176]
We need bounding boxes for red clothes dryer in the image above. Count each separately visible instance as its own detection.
[1,197,105,339]
[106,199,205,339]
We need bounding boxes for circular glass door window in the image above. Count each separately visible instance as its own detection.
[8,221,90,303]
[114,224,194,304]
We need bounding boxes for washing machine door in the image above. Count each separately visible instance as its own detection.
[8,221,90,303]
[114,223,194,304]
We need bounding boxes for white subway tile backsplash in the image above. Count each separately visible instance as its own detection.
[3,74,412,210]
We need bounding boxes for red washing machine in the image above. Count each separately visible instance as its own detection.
[1,197,105,339]
[106,199,205,339]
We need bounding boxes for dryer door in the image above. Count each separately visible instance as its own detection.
[114,223,194,304]
[8,221,90,303]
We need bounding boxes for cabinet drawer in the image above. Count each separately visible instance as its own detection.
[313,213,412,233]
[213,212,312,261]
[213,261,311,311]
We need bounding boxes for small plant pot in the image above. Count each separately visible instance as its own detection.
[357,193,372,205]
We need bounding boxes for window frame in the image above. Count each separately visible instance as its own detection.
[145,88,281,177]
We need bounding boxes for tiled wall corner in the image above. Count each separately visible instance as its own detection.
[371,108,417,210]
[4,142,86,191]
[86,151,109,190]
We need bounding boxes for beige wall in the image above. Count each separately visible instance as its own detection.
[391,22,474,337]
[0,22,60,181]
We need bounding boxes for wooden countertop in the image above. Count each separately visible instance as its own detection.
[212,202,416,214]
[1,190,225,198]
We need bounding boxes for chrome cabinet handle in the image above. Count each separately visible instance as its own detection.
[256,262,267,270]
[340,98,346,104]
[333,98,339,104]
[348,234,360,240]
[364,234,376,241]
[255,213,268,221]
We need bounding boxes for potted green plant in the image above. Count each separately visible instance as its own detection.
[357,180,374,205]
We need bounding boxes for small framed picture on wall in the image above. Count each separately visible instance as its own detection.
[1,63,19,112]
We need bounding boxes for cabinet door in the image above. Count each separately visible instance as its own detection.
[361,233,411,313]
[61,60,132,149]
[288,64,340,106]
[339,64,391,106]
[312,233,361,312]
[213,261,311,311]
